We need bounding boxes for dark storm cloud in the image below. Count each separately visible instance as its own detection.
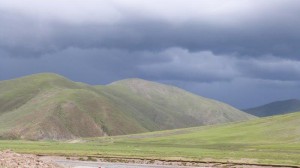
[2,18,300,59]
[0,48,173,84]
[137,48,240,82]
[238,57,300,81]
[2,47,299,85]
[1,0,300,108]
[138,49,300,82]
[1,0,300,58]
[0,10,58,57]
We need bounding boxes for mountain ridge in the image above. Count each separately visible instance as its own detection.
[0,73,255,140]
[243,99,300,117]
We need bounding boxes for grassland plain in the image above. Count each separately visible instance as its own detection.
[0,112,299,166]
[0,73,254,140]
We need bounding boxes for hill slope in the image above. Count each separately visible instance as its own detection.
[244,99,300,117]
[124,111,300,144]
[0,73,255,140]
[86,111,300,165]
[101,78,254,130]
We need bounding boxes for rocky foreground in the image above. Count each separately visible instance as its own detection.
[0,150,61,168]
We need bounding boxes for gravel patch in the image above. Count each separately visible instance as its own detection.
[0,150,62,168]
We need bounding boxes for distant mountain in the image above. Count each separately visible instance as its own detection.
[0,73,255,140]
[243,99,300,117]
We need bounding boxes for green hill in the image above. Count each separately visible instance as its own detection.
[84,111,300,165]
[123,111,300,144]
[0,73,254,140]
[244,99,300,117]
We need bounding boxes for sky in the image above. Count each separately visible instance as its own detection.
[0,0,300,108]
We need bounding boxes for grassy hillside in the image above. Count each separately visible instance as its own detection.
[1,112,299,166]
[100,78,254,130]
[0,73,254,140]
[244,99,300,117]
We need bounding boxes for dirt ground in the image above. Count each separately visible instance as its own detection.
[0,150,62,168]
[0,150,297,168]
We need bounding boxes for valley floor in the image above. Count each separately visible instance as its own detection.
[1,112,300,167]
[0,140,299,168]
[0,151,297,168]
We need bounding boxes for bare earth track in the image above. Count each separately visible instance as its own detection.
[53,159,297,168]
[0,150,298,168]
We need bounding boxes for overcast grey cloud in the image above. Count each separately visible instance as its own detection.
[0,0,300,108]
[1,0,300,57]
